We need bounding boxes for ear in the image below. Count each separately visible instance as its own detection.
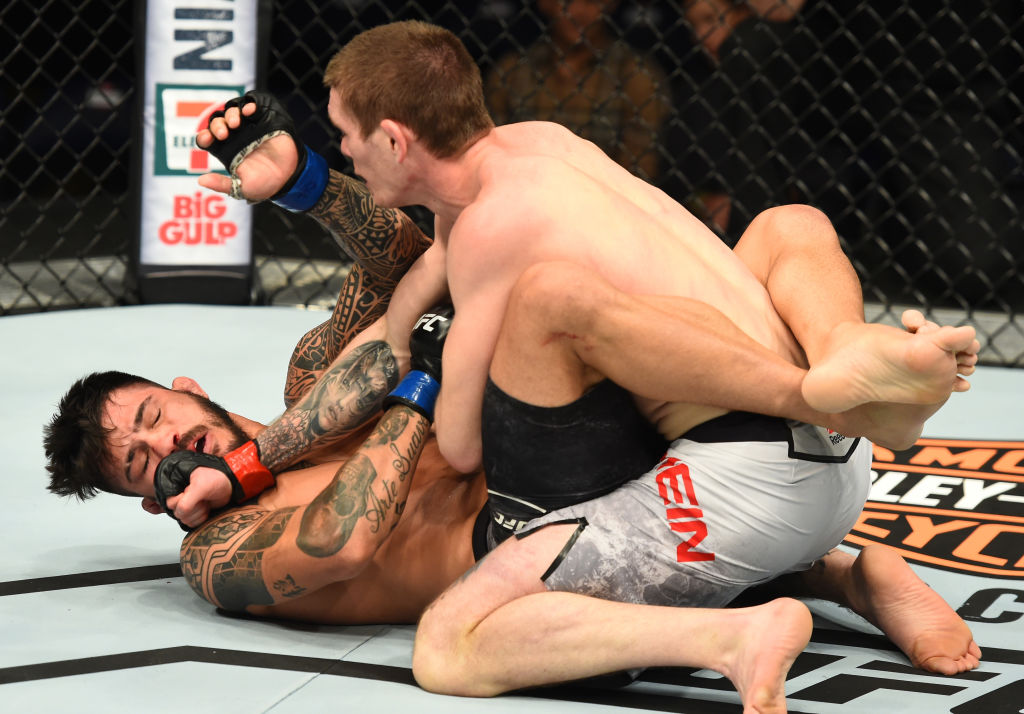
[141,497,164,515]
[171,376,208,399]
[379,119,411,162]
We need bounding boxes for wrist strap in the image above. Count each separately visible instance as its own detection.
[383,370,440,421]
[223,441,275,502]
[271,146,328,212]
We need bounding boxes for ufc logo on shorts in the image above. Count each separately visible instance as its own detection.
[413,313,449,332]
[656,456,715,563]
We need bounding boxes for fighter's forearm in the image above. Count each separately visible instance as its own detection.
[283,171,430,406]
[260,339,400,473]
[309,169,431,285]
[284,264,393,406]
[296,405,428,557]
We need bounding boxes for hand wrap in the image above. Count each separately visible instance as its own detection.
[203,91,328,211]
[383,305,454,421]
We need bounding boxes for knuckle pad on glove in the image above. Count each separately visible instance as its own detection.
[154,451,227,512]
[203,91,298,172]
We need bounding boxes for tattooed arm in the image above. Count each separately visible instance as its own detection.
[180,404,430,613]
[284,171,432,407]
[259,238,448,472]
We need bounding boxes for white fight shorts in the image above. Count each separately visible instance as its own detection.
[517,413,872,608]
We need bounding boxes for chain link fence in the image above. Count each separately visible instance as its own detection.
[2,0,1022,363]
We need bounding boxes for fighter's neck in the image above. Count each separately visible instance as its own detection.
[414,131,494,221]
[229,412,265,440]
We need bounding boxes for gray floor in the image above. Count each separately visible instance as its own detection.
[1,305,1021,713]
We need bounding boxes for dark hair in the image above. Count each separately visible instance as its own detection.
[323,20,494,158]
[44,371,162,499]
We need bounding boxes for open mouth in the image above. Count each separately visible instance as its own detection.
[193,435,207,453]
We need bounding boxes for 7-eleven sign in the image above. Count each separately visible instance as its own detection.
[153,84,243,175]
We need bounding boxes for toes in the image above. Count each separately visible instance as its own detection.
[901,309,926,332]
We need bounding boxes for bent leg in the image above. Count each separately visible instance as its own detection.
[733,205,978,426]
[489,260,827,424]
[733,204,864,364]
[413,523,811,711]
[489,261,960,449]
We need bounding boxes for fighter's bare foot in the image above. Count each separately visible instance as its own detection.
[721,598,812,713]
[847,545,981,675]
[902,309,980,376]
[801,320,977,413]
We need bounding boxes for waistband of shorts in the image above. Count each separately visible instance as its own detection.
[678,411,792,443]
[472,506,491,561]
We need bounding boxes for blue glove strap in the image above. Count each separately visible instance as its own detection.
[386,370,440,420]
[272,147,328,212]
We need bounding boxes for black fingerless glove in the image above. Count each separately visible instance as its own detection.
[383,305,454,421]
[203,91,328,212]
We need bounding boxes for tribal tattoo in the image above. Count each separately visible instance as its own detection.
[180,507,301,611]
[260,340,399,472]
[284,171,431,405]
[310,171,432,283]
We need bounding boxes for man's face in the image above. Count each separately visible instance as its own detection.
[685,0,732,62]
[101,383,248,500]
[327,88,404,206]
[539,0,614,47]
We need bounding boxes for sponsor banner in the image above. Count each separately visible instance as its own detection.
[140,1,257,266]
[844,438,1024,579]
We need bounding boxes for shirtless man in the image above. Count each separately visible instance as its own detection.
[298,21,979,709]
[315,21,975,476]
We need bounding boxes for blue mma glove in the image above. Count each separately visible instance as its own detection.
[383,305,453,421]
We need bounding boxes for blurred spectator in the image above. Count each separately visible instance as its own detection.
[673,0,838,240]
[485,0,671,182]
[840,0,1023,308]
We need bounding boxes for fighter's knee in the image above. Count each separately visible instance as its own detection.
[412,621,493,696]
[758,204,839,249]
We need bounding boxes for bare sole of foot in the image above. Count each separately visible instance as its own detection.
[802,321,977,413]
[848,545,982,674]
[726,598,812,714]
[838,399,945,451]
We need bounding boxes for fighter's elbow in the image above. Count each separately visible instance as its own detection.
[295,532,377,580]
[439,437,482,474]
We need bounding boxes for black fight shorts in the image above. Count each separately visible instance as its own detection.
[481,377,667,549]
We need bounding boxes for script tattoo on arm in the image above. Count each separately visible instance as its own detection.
[180,507,303,612]
[259,340,399,473]
[284,171,432,406]
[296,407,428,558]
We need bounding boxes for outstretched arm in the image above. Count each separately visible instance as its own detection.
[179,403,430,613]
